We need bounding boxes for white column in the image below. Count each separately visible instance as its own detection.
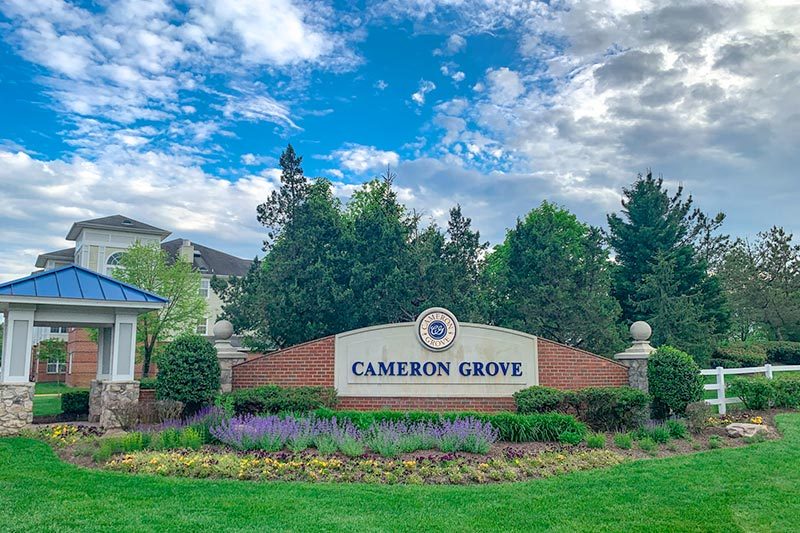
[96,326,113,381]
[110,312,137,382]
[1,306,35,384]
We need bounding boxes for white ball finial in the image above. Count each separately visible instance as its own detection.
[630,321,652,341]
[212,320,234,340]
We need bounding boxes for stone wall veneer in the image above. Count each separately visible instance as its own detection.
[0,383,34,436]
[89,380,140,429]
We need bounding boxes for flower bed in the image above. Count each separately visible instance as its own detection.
[105,447,625,484]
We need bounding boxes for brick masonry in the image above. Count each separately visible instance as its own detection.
[232,335,629,412]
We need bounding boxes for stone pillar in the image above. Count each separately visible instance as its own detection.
[1,307,35,435]
[614,321,656,394]
[89,380,140,428]
[213,320,246,393]
[0,383,34,436]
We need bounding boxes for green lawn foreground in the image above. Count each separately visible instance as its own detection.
[2,415,800,533]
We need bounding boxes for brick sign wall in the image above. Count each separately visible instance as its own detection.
[232,334,628,412]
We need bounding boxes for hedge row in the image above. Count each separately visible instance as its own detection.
[61,390,90,416]
[312,408,586,443]
[219,385,339,415]
[728,376,800,410]
[711,341,800,368]
[514,386,649,431]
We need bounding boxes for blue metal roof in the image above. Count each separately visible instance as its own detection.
[0,265,168,303]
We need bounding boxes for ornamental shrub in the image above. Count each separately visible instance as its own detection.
[513,386,565,414]
[566,387,649,431]
[766,342,800,365]
[312,409,586,443]
[61,390,90,416]
[727,377,775,410]
[222,385,338,415]
[684,401,713,434]
[710,342,768,368]
[156,335,220,414]
[585,433,606,449]
[648,346,703,418]
[774,376,800,408]
[613,432,633,450]
[138,377,157,390]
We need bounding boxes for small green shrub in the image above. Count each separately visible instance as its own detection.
[648,346,703,418]
[613,433,633,450]
[649,425,671,444]
[727,377,775,410]
[150,428,183,450]
[138,377,157,390]
[222,385,338,415]
[666,419,688,439]
[708,435,722,449]
[156,335,220,413]
[179,428,203,450]
[773,376,800,408]
[585,433,606,449]
[567,387,649,431]
[513,386,565,414]
[685,401,713,434]
[637,437,657,453]
[558,430,584,445]
[61,390,90,416]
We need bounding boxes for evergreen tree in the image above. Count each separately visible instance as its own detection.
[346,172,418,325]
[259,179,353,347]
[607,171,729,358]
[256,144,310,250]
[211,259,273,351]
[486,201,624,355]
[443,205,488,321]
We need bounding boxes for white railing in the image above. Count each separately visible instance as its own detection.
[701,364,800,414]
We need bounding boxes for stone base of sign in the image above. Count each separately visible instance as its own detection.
[89,380,140,428]
[219,355,247,393]
[0,383,34,436]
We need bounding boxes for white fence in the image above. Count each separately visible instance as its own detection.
[701,364,800,414]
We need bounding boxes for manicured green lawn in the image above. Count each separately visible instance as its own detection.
[32,395,62,417]
[1,414,799,532]
[34,382,78,395]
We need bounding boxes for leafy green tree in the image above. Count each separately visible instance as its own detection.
[486,201,623,355]
[211,259,273,351]
[720,227,800,341]
[37,339,67,383]
[607,171,729,358]
[113,243,207,377]
[256,144,310,249]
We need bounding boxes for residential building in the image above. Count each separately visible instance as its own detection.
[31,215,252,385]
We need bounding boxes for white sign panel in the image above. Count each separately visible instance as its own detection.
[334,309,538,398]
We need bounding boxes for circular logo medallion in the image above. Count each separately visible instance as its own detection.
[416,308,458,351]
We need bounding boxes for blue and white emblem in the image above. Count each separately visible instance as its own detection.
[416,307,458,351]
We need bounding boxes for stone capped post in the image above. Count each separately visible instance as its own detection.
[614,321,656,393]
[214,320,247,393]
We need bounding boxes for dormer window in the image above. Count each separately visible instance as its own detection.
[121,219,133,226]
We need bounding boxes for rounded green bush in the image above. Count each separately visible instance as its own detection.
[513,386,565,414]
[156,334,220,413]
[648,345,703,418]
[727,377,774,410]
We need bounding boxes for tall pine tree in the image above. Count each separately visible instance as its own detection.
[256,144,310,250]
[607,171,729,360]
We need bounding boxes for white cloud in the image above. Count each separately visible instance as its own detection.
[326,144,400,174]
[434,34,466,55]
[485,67,524,105]
[411,79,436,105]
[0,149,276,281]
[374,79,389,90]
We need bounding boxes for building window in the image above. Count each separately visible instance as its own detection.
[106,251,125,276]
[196,320,208,335]
[50,326,68,334]
[46,360,66,374]
[199,279,210,299]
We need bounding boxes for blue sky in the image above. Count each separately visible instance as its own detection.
[1,0,799,281]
